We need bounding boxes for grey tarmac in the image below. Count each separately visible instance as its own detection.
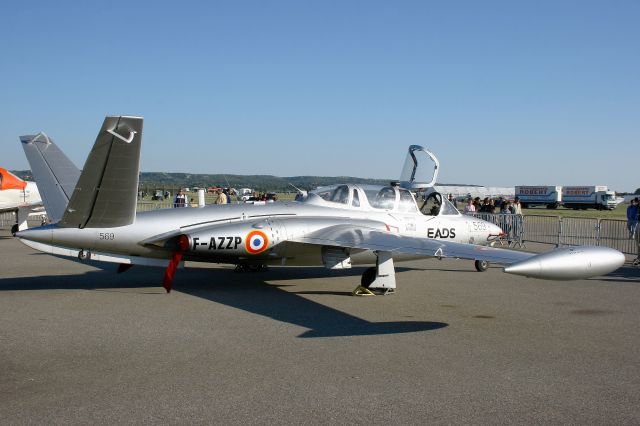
[1,229,639,425]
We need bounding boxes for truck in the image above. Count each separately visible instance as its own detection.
[515,186,562,209]
[561,185,617,210]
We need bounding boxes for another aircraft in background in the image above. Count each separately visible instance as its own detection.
[0,167,44,234]
[16,116,625,295]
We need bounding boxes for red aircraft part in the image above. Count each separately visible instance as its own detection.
[162,235,190,293]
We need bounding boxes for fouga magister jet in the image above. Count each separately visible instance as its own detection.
[16,116,625,295]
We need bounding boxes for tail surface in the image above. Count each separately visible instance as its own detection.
[21,116,143,228]
[59,116,143,228]
[20,133,81,222]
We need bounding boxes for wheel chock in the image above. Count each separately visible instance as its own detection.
[352,286,376,296]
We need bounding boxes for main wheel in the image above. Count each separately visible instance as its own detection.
[475,260,489,272]
[361,267,377,288]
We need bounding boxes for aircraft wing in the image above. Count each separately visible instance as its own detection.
[288,224,533,265]
[288,224,625,280]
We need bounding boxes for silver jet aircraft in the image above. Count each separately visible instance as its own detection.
[16,116,625,294]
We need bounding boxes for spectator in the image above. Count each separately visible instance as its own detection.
[486,199,496,214]
[500,201,513,242]
[173,190,187,208]
[500,201,511,215]
[473,197,481,212]
[463,198,476,215]
[447,193,458,208]
[512,197,523,215]
[216,189,228,205]
[479,197,490,213]
[627,198,639,239]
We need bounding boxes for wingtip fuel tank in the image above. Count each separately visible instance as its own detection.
[503,246,625,280]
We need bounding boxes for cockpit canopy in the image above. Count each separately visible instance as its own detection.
[307,184,460,216]
[310,184,418,212]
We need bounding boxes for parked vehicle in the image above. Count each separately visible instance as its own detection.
[562,186,617,210]
[515,186,562,209]
[237,188,253,201]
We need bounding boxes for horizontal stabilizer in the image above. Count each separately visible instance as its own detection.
[20,133,81,223]
[59,116,143,228]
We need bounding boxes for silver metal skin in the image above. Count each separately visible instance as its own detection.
[503,246,626,280]
[15,116,626,292]
[20,133,80,222]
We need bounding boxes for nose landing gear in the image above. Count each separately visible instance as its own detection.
[353,251,397,296]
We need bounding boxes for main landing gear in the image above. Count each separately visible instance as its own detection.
[235,264,268,272]
[353,251,396,296]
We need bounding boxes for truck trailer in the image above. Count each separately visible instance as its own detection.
[515,186,562,209]
[562,186,617,210]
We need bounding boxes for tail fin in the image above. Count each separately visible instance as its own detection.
[20,133,81,223]
[58,116,143,229]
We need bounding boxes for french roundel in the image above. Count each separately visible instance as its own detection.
[245,230,269,254]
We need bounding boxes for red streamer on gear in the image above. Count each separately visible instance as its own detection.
[163,251,183,293]
[162,234,190,293]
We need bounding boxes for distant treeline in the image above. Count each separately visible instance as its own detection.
[10,170,478,192]
[11,170,391,192]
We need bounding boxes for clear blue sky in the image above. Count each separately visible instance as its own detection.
[1,1,638,191]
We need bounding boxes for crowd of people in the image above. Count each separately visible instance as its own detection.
[462,196,523,216]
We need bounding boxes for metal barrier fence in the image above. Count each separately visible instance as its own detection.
[473,213,638,255]
[0,211,48,230]
[522,215,560,246]
[598,219,638,255]
[0,211,16,227]
[560,217,599,247]
[136,201,174,212]
[472,213,524,247]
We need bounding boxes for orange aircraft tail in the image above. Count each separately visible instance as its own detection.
[0,168,27,190]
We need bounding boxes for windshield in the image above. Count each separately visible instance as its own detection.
[398,189,419,212]
[314,185,350,204]
[420,192,460,216]
[364,187,396,210]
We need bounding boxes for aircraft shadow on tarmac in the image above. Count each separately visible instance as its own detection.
[595,265,640,283]
[0,263,448,338]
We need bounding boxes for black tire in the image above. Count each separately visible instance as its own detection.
[11,224,19,236]
[248,264,265,272]
[361,267,377,288]
[475,260,489,272]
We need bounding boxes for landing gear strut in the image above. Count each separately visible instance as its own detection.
[353,251,396,296]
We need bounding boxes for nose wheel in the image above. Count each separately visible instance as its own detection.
[475,260,489,272]
[353,252,397,296]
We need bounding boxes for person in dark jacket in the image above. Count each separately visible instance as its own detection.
[628,198,639,239]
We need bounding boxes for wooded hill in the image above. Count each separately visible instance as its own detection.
[10,170,392,192]
[11,170,478,192]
